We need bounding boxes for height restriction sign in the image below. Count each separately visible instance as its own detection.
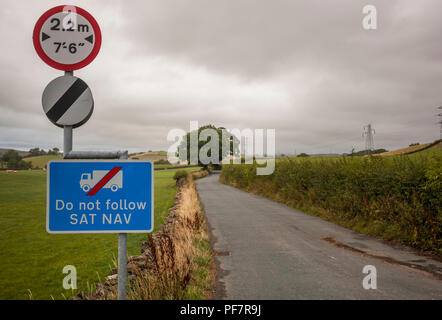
[33,5,101,71]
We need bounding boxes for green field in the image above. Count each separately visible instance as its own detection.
[22,154,193,170]
[0,167,200,300]
[25,155,62,168]
[129,151,167,162]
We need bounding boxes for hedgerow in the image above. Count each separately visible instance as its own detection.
[221,153,441,254]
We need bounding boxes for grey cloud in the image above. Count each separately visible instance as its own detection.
[0,0,441,154]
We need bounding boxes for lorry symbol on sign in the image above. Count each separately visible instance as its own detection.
[80,170,123,192]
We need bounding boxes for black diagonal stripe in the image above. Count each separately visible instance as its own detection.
[46,79,88,123]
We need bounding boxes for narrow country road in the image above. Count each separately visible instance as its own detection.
[196,174,442,300]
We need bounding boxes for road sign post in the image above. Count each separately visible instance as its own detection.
[42,74,94,128]
[63,125,72,157]
[47,156,153,300]
[118,233,127,300]
[35,5,144,300]
[118,152,128,300]
[34,6,101,157]
[63,71,73,156]
[46,160,154,233]
[33,5,102,71]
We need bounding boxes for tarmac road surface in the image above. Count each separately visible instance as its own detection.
[196,174,442,299]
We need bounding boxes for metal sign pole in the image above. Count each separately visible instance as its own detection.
[63,150,130,299]
[63,125,72,156]
[63,71,73,157]
[118,151,128,300]
[118,233,127,300]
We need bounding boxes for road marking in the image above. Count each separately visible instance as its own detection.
[87,166,122,196]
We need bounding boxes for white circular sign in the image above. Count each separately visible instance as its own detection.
[33,6,101,70]
[41,12,94,65]
[42,75,94,128]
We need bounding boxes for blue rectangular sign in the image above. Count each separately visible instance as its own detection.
[47,160,153,233]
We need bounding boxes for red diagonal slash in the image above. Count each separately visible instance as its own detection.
[87,166,122,196]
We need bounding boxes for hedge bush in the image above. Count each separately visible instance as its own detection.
[173,170,189,181]
[221,153,441,254]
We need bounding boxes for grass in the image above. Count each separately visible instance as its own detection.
[6,153,194,170]
[0,167,200,300]
[221,149,442,254]
[24,155,62,168]
[178,175,213,300]
[154,163,198,169]
[129,151,167,162]
[379,141,441,156]
[126,174,213,300]
[182,236,213,299]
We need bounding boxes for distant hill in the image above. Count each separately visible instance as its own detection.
[26,155,62,168]
[0,148,29,158]
[129,151,168,162]
[378,140,441,156]
[352,148,387,156]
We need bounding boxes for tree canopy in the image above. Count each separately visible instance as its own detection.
[1,150,32,170]
[178,125,240,168]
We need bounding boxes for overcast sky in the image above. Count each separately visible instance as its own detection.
[1,0,441,154]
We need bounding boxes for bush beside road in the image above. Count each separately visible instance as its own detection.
[221,150,442,255]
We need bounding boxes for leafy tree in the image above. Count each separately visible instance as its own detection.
[28,148,39,156]
[155,159,170,165]
[1,150,21,163]
[173,170,189,181]
[178,125,239,168]
[1,150,32,169]
[297,153,310,157]
[29,148,41,156]
[28,147,48,156]
[351,148,387,156]
[13,160,32,170]
[48,147,60,155]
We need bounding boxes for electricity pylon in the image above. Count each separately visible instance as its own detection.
[362,124,375,155]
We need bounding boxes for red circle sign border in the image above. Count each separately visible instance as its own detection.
[33,5,102,71]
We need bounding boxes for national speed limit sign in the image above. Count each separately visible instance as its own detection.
[33,5,101,71]
[42,75,94,128]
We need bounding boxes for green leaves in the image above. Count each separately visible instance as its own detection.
[222,153,442,253]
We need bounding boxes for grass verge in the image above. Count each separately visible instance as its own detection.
[80,170,213,300]
[24,155,62,168]
[0,167,200,300]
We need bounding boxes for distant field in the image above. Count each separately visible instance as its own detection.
[0,167,200,300]
[379,140,441,156]
[130,151,167,162]
[129,151,196,169]
[20,153,192,170]
[25,155,62,168]
[154,163,193,169]
[406,146,442,159]
[278,155,343,162]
